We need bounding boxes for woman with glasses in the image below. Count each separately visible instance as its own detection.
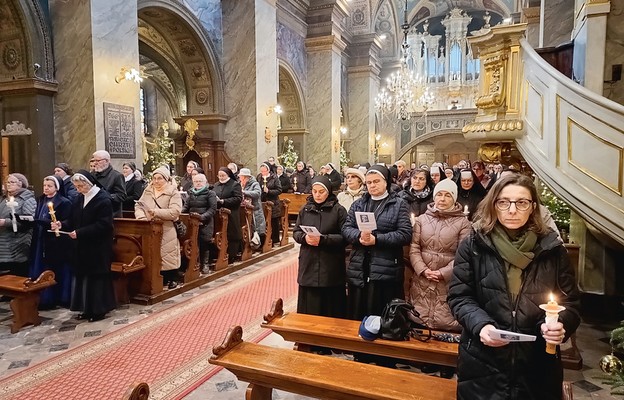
[0,173,36,276]
[447,174,580,400]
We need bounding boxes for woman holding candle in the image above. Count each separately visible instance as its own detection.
[121,162,145,213]
[0,173,36,277]
[30,176,72,308]
[213,167,243,263]
[257,162,282,246]
[455,168,487,221]
[52,170,116,321]
[447,174,580,400]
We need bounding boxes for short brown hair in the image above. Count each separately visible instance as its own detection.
[473,174,549,235]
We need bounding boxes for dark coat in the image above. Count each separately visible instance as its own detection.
[31,193,72,266]
[60,177,79,202]
[291,168,311,193]
[448,229,581,400]
[398,187,433,217]
[213,178,243,242]
[326,169,342,192]
[341,192,412,287]
[94,165,126,217]
[64,188,114,275]
[122,177,145,211]
[182,186,218,241]
[293,195,347,287]
[278,174,292,193]
[258,173,282,219]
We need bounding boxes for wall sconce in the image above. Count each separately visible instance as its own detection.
[340,126,348,135]
[266,104,282,116]
[115,66,148,84]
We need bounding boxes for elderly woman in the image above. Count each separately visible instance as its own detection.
[213,167,243,263]
[52,170,116,321]
[182,173,217,274]
[456,168,487,221]
[54,163,78,202]
[409,179,471,378]
[429,166,443,185]
[30,176,72,308]
[239,168,267,247]
[291,161,311,194]
[0,173,36,276]
[293,175,347,320]
[257,162,282,246]
[135,166,182,289]
[180,161,200,192]
[122,162,145,212]
[398,168,434,218]
[448,174,580,400]
[336,167,366,212]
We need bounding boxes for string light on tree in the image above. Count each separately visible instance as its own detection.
[278,136,299,170]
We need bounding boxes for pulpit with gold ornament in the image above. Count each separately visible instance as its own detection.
[173,115,235,184]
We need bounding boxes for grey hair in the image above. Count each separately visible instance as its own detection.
[71,173,94,188]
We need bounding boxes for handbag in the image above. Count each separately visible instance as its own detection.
[380,298,431,341]
[153,196,187,238]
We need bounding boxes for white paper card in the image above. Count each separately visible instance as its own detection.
[355,212,377,231]
[300,225,321,237]
[490,328,536,342]
[47,230,73,235]
[18,215,34,221]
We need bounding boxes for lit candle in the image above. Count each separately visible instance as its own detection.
[410,213,416,226]
[294,177,297,187]
[463,205,469,215]
[48,202,60,237]
[6,196,18,233]
[539,293,566,354]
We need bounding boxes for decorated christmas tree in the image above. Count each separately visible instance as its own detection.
[539,181,570,232]
[278,136,299,170]
[600,321,624,395]
[340,143,350,171]
[144,122,176,180]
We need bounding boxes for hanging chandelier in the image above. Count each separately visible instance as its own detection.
[374,0,434,122]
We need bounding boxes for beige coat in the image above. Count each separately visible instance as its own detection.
[409,202,471,332]
[135,183,182,271]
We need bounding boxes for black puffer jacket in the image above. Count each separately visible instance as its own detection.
[448,229,580,400]
[291,168,311,193]
[182,186,218,241]
[398,187,433,217]
[293,195,347,287]
[341,192,412,286]
[257,173,282,219]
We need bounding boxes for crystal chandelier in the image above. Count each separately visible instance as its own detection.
[375,0,434,122]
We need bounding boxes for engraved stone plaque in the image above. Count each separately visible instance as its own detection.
[103,102,136,158]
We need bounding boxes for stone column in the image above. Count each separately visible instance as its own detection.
[222,0,278,171]
[347,34,382,165]
[540,0,575,47]
[571,0,610,94]
[49,0,141,170]
[305,36,345,168]
[522,6,541,47]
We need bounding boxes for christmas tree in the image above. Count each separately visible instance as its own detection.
[340,143,350,171]
[539,181,570,232]
[599,321,624,395]
[144,122,176,180]
[278,136,299,170]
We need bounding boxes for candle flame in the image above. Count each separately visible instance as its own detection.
[549,293,554,303]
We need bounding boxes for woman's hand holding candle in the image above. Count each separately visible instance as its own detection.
[540,321,566,346]
[539,293,566,354]
[48,202,60,237]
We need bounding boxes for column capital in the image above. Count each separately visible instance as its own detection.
[305,35,347,54]
[347,33,382,73]
[521,6,541,24]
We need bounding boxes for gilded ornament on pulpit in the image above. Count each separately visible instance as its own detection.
[184,118,198,151]
[478,142,512,164]
[265,127,272,144]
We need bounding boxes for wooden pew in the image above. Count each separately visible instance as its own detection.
[240,203,254,261]
[261,298,458,367]
[113,219,164,296]
[111,233,146,304]
[178,213,201,283]
[210,325,457,400]
[278,193,307,216]
[121,381,149,400]
[214,208,230,271]
[261,202,273,253]
[0,271,56,333]
[279,198,290,246]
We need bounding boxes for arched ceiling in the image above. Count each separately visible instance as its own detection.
[137,6,220,116]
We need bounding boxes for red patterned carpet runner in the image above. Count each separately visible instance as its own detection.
[0,256,298,399]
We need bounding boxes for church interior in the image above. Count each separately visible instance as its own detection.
[1,0,624,398]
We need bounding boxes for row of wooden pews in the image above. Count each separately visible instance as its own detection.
[209,298,575,400]
[113,200,292,304]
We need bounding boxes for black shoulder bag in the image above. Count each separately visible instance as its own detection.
[380,298,431,341]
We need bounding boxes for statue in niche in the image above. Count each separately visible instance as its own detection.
[483,11,491,29]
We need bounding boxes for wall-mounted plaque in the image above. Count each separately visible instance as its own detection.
[103,102,136,158]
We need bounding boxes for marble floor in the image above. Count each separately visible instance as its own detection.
[0,246,620,399]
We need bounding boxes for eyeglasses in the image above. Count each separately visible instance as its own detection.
[93,159,106,163]
[495,199,533,211]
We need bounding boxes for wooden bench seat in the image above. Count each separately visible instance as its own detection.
[210,325,457,400]
[0,270,56,333]
[279,193,307,216]
[262,298,459,367]
[121,381,149,400]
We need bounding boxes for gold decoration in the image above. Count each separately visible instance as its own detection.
[477,142,512,163]
[462,119,524,134]
[184,118,199,151]
[600,354,623,375]
[265,127,272,144]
